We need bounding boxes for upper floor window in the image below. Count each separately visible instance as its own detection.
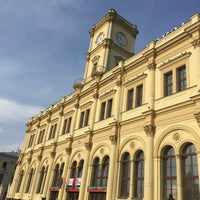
[79,109,90,128]
[126,84,143,110]
[99,98,113,120]
[127,89,134,110]
[177,65,186,92]
[62,117,72,135]
[164,71,173,96]
[164,65,186,96]
[37,129,45,144]
[28,134,35,148]
[48,124,57,140]
[136,85,143,107]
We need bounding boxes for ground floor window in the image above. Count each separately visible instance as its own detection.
[88,192,106,200]
[49,191,59,200]
[66,192,79,200]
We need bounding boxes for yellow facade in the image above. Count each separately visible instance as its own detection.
[7,9,200,200]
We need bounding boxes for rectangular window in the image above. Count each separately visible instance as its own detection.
[79,109,90,128]
[28,134,35,148]
[106,99,113,118]
[62,117,72,134]
[84,109,90,126]
[177,65,186,92]
[136,85,143,107]
[37,129,45,144]
[48,124,57,140]
[164,71,173,96]
[126,89,134,110]
[100,102,106,120]
[99,99,113,121]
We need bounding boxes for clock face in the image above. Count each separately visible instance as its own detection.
[96,33,104,45]
[116,32,127,46]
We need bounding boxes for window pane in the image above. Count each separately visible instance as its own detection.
[182,143,199,200]
[164,71,173,96]
[162,146,177,199]
[127,89,134,110]
[136,85,143,107]
[177,66,186,91]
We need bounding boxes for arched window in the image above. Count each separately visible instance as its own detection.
[16,170,24,192]
[91,157,100,187]
[77,160,84,178]
[52,164,60,187]
[182,143,199,200]
[36,166,45,194]
[70,161,77,178]
[134,150,144,199]
[162,146,177,199]
[25,168,35,193]
[102,156,109,188]
[119,152,130,198]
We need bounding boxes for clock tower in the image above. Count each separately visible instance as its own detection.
[83,9,139,83]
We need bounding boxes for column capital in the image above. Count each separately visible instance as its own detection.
[65,148,72,155]
[109,135,117,145]
[194,112,200,126]
[85,142,92,151]
[144,124,156,137]
[192,38,200,48]
[147,63,156,71]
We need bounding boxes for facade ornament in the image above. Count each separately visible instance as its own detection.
[50,151,56,159]
[85,142,92,151]
[103,38,113,48]
[192,38,200,49]
[194,112,200,126]
[147,63,156,71]
[37,155,42,161]
[65,148,72,155]
[173,132,181,142]
[144,124,156,137]
[109,135,117,145]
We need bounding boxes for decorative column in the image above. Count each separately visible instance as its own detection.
[43,150,56,200]
[8,153,24,199]
[144,124,156,200]
[147,62,156,110]
[129,158,135,199]
[106,135,117,200]
[30,148,43,199]
[176,155,182,200]
[58,148,72,200]
[78,142,92,200]
[192,38,200,91]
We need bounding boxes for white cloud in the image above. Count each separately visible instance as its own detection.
[0,98,44,123]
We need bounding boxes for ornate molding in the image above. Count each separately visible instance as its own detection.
[144,124,156,137]
[194,112,200,126]
[65,148,72,155]
[109,135,117,145]
[192,38,200,48]
[85,142,92,151]
[50,151,56,159]
[147,63,156,71]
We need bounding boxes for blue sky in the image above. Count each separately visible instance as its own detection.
[0,0,199,152]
